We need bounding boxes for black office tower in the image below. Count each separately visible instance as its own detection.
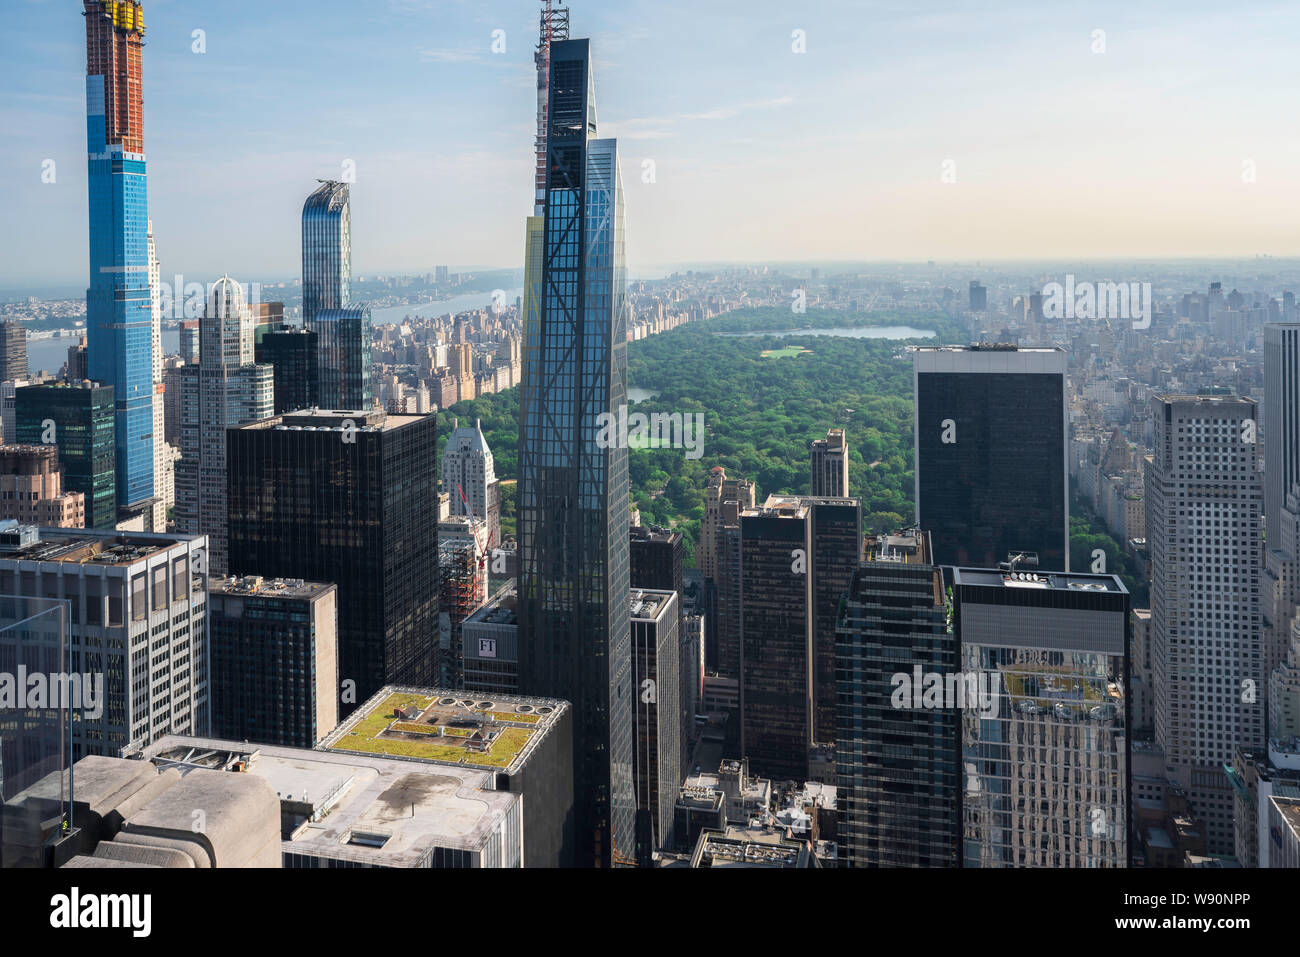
[256,324,319,415]
[739,498,813,782]
[517,38,635,868]
[227,410,438,713]
[835,529,958,867]
[913,345,1069,571]
[804,496,862,744]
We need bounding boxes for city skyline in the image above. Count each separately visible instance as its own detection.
[6,1,1300,288]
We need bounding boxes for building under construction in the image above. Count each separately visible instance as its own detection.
[439,537,484,688]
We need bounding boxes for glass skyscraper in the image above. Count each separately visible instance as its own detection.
[301,180,351,328]
[83,0,153,515]
[314,305,372,410]
[913,345,1069,571]
[953,567,1130,867]
[517,38,635,868]
[302,181,370,408]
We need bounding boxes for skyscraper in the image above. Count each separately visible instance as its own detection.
[1263,323,1300,692]
[517,37,635,867]
[15,381,117,529]
[443,418,500,548]
[913,345,1069,571]
[302,180,370,409]
[227,410,439,713]
[630,589,680,862]
[301,180,350,330]
[953,565,1129,867]
[803,495,862,744]
[1147,394,1264,853]
[835,529,957,867]
[0,322,26,381]
[969,280,987,312]
[314,305,372,411]
[256,324,319,414]
[146,220,168,533]
[174,277,274,576]
[84,0,153,519]
[810,428,850,498]
[739,497,812,782]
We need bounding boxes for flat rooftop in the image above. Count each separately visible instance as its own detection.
[144,736,520,866]
[692,826,811,868]
[952,568,1127,594]
[631,589,674,622]
[1274,797,1300,838]
[238,409,430,433]
[0,528,196,565]
[319,685,564,775]
[211,575,334,601]
[465,583,517,626]
[866,528,930,564]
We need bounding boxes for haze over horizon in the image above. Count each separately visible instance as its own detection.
[4,0,1299,286]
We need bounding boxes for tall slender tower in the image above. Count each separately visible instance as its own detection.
[517,38,634,868]
[522,3,570,367]
[84,0,154,518]
[1147,394,1264,853]
[175,278,273,575]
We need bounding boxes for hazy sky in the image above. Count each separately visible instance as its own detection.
[3,0,1298,286]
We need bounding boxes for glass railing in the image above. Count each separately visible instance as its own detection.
[0,595,73,868]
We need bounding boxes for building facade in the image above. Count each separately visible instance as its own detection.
[227,410,439,714]
[913,345,1069,571]
[15,381,116,529]
[208,576,338,749]
[83,0,154,516]
[516,38,635,868]
[1146,394,1263,853]
[835,529,958,867]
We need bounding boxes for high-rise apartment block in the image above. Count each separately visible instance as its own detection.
[83,0,154,518]
[835,529,957,867]
[175,277,274,575]
[443,418,500,548]
[914,345,1069,570]
[953,566,1129,867]
[516,37,635,867]
[810,428,850,498]
[1146,394,1263,854]
[227,410,438,712]
[0,446,85,527]
[0,322,26,381]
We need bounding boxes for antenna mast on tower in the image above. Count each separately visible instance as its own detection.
[534,0,571,216]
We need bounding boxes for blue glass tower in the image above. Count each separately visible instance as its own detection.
[84,0,153,514]
[517,38,635,868]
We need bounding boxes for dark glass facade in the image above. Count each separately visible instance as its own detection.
[739,502,812,781]
[226,411,438,713]
[914,349,1068,571]
[209,581,336,749]
[805,497,862,744]
[835,530,958,867]
[15,382,116,529]
[257,324,320,414]
[314,306,372,411]
[517,38,635,868]
[301,180,350,329]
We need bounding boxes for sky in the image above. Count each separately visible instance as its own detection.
[3,0,1300,287]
